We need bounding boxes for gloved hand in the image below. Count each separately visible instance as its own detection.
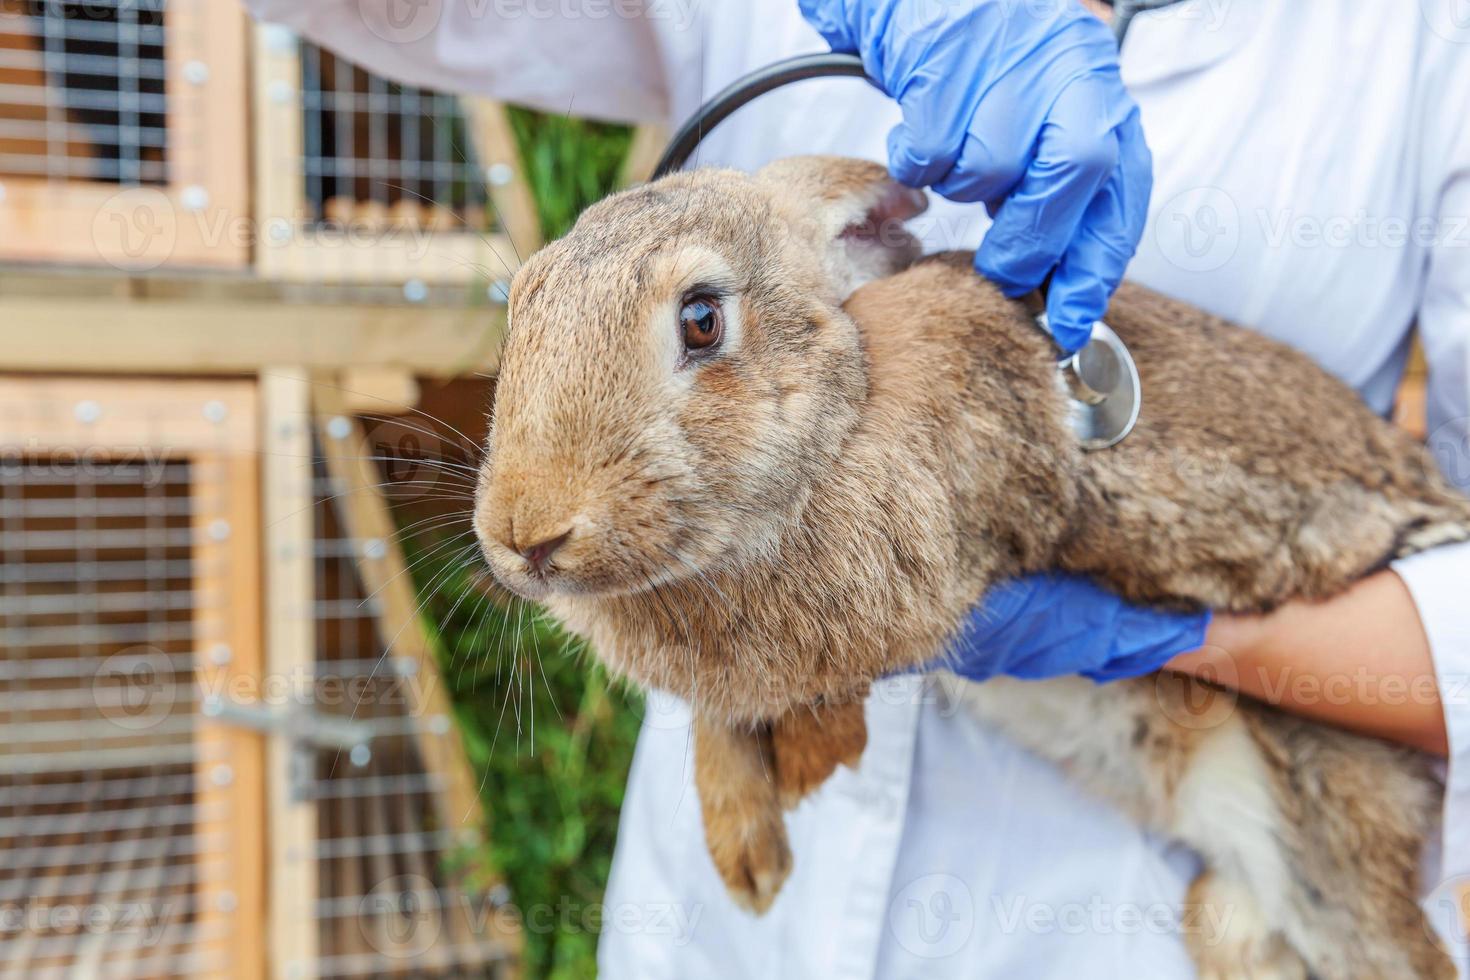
[941,573,1210,683]
[799,0,1153,352]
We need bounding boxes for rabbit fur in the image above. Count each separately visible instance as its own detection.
[474,156,1470,979]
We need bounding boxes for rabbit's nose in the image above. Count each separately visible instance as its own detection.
[519,529,571,574]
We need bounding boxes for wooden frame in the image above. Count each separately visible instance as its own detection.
[252,23,539,284]
[0,269,508,376]
[0,376,267,980]
[260,368,321,979]
[0,1,250,269]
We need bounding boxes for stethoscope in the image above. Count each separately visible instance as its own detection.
[650,0,1192,450]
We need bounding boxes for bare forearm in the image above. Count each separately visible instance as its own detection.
[1167,571,1448,756]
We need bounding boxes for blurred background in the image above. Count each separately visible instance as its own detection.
[0,1,657,977]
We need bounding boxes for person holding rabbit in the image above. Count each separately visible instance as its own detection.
[245,0,1470,975]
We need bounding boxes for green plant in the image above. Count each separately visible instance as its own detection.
[416,545,643,980]
[506,107,635,243]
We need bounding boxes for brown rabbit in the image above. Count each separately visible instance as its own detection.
[473,156,1470,979]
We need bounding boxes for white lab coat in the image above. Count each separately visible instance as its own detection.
[246,1,1470,976]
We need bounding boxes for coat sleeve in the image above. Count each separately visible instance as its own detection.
[1392,58,1470,962]
[242,0,672,124]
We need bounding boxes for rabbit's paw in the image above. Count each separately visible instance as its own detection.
[772,698,868,809]
[704,801,794,914]
[1184,872,1307,980]
[694,718,794,913]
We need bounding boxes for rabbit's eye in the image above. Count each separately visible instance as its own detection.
[679,295,724,353]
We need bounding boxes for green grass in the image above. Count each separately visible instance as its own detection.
[414,109,642,980]
[419,552,643,980]
[506,108,636,245]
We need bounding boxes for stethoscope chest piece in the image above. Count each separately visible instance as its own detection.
[1038,315,1142,451]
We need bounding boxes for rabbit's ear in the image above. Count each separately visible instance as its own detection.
[757,156,928,300]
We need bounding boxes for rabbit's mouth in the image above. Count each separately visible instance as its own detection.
[473,515,698,604]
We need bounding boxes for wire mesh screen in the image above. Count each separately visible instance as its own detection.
[299,44,492,235]
[0,0,169,185]
[0,453,240,977]
[293,451,512,979]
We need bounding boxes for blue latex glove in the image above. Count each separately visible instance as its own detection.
[799,0,1153,352]
[942,573,1210,683]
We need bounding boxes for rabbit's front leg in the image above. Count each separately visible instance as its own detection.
[771,696,868,808]
[694,716,793,913]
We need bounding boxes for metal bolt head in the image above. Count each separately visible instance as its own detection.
[180,185,209,212]
[74,400,102,424]
[262,24,297,52]
[486,162,514,187]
